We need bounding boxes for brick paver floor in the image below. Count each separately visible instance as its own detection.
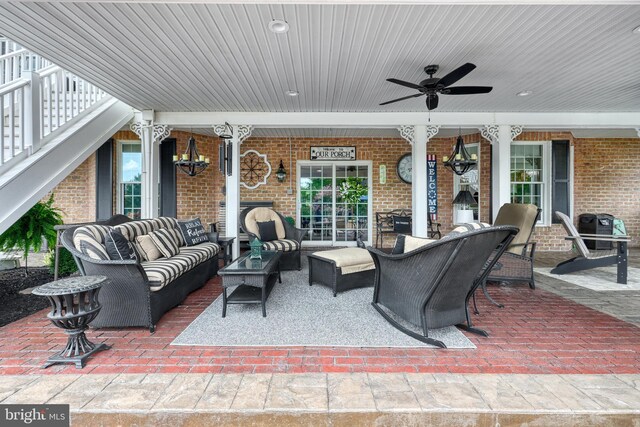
[2,262,639,376]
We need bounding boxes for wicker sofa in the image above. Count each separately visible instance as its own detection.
[61,215,220,332]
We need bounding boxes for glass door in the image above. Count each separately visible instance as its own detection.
[335,165,369,244]
[299,164,334,243]
[298,162,371,246]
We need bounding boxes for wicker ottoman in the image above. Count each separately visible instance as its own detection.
[308,248,376,297]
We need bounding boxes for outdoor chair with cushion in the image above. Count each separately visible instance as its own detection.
[240,207,307,271]
[552,211,630,284]
[375,209,441,248]
[479,203,541,309]
[366,226,517,348]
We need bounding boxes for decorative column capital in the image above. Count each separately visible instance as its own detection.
[214,124,253,144]
[480,125,523,143]
[398,125,439,145]
[398,125,414,145]
[510,125,524,140]
[130,123,172,144]
[480,125,500,143]
[425,125,440,140]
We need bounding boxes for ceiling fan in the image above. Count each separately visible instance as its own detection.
[380,63,492,110]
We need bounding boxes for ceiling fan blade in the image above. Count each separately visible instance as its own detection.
[443,86,493,95]
[438,63,476,88]
[426,94,439,110]
[379,93,424,106]
[386,78,424,90]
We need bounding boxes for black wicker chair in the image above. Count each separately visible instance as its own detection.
[239,207,307,271]
[367,226,517,348]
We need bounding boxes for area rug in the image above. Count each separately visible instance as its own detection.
[535,266,640,291]
[172,259,475,348]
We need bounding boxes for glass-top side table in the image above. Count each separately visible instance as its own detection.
[32,275,110,369]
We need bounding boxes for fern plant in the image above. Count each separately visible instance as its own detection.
[0,194,63,276]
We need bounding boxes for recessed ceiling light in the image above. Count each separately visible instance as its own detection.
[517,90,533,97]
[633,25,640,34]
[286,90,299,97]
[268,19,289,34]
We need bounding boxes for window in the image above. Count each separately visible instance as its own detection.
[453,143,480,222]
[510,142,552,224]
[118,142,142,219]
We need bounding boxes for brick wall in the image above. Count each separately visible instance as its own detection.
[46,129,639,249]
[46,153,97,224]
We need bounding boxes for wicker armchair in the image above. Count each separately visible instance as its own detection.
[367,226,517,348]
[239,207,307,271]
[478,204,541,309]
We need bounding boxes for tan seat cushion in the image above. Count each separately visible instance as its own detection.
[244,208,285,240]
[313,248,374,275]
[403,236,437,253]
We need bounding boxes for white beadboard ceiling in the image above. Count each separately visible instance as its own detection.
[1,3,640,113]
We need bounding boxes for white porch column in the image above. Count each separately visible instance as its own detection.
[215,124,252,260]
[481,125,523,222]
[131,118,172,219]
[399,124,440,237]
[22,70,41,153]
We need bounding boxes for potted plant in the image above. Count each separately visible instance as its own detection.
[0,194,63,276]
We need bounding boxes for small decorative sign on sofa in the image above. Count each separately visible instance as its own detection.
[310,146,356,161]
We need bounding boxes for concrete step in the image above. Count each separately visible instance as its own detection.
[2,373,640,426]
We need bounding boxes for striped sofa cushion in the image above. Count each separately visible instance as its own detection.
[142,242,221,291]
[115,220,158,242]
[149,228,180,258]
[73,225,112,260]
[262,239,300,252]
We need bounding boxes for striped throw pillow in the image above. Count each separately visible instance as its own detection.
[148,228,180,258]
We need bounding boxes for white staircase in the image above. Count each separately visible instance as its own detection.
[0,40,134,234]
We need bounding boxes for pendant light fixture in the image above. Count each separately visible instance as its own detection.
[275,160,287,182]
[174,130,210,177]
[442,130,477,176]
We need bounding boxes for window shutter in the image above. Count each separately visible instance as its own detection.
[95,139,113,220]
[160,138,177,218]
[551,140,570,224]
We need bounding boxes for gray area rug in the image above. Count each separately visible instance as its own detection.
[536,266,640,291]
[173,257,475,348]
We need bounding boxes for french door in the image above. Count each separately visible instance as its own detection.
[297,161,372,246]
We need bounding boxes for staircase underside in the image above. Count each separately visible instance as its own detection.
[0,97,133,234]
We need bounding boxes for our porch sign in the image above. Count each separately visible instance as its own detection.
[427,154,438,220]
[310,146,356,161]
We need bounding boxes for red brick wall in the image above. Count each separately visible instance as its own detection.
[47,130,640,249]
[47,154,97,224]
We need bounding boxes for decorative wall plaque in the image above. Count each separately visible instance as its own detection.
[310,146,356,161]
[240,150,271,189]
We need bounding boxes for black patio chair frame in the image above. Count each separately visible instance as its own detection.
[367,226,517,348]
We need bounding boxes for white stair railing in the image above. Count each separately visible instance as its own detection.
[0,39,52,86]
[1,66,108,171]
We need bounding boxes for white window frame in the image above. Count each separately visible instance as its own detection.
[510,140,552,226]
[453,143,481,223]
[296,160,373,247]
[116,140,142,218]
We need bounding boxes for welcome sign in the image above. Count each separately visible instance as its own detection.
[310,146,356,161]
[427,154,438,220]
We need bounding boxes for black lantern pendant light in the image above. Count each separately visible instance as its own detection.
[442,132,477,176]
[275,159,287,182]
[174,133,210,177]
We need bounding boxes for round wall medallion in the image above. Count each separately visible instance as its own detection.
[240,150,272,189]
[396,153,412,184]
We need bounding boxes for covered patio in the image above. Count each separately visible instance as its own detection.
[0,1,639,425]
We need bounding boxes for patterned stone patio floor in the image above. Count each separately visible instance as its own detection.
[1,249,639,376]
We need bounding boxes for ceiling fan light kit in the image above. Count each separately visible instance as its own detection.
[380,62,493,110]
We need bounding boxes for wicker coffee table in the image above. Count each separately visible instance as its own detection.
[219,251,282,317]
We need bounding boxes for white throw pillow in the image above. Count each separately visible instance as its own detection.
[403,236,436,253]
